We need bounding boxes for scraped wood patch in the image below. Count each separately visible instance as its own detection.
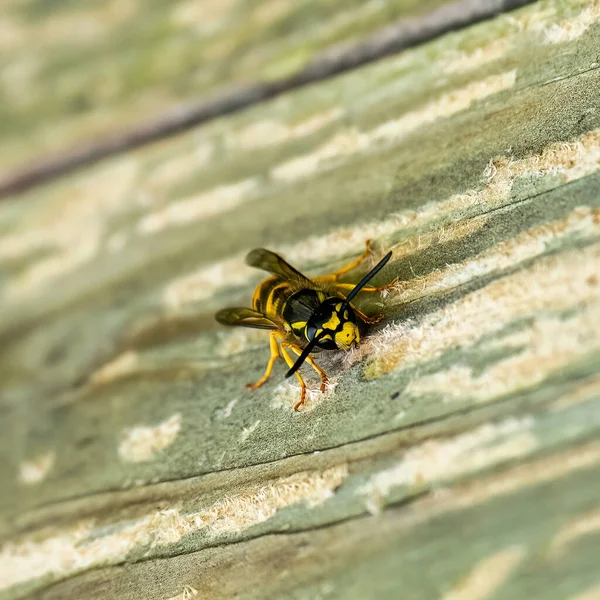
[118,414,182,463]
[166,586,198,600]
[374,444,600,534]
[423,443,600,515]
[144,141,214,193]
[364,244,600,379]
[550,375,600,412]
[440,37,512,74]
[542,1,600,44]
[569,587,600,600]
[271,380,339,412]
[271,72,516,183]
[182,464,348,534]
[18,452,55,485]
[404,306,600,404]
[90,350,139,385]
[239,420,261,443]
[0,0,139,50]
[164,254,253,309]
[171,0,238,31]
[1,158,140,301]
[233,108,344,151]
[393,205,600,306]
[0,465,347,592]
[360,418,535,513]
[216,328,268,357]
[137,177,259,234]
[440,0,600,75]
[547,507,600,557]
[442,546,526,600]
[164,129,600,310]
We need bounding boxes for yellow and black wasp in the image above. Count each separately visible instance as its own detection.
[216,242,394,410]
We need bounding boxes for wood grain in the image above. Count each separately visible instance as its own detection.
[1,0,599,599]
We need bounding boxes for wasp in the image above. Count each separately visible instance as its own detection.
[216,242,394,410]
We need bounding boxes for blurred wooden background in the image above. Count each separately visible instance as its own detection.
[1,1,600,598]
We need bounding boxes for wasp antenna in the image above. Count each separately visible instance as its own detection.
[285,334,323,379]
[341,250,393,310]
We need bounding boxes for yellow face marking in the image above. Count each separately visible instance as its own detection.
[344,310,349,319]
[320,334,332,342]
[335,303,342,311]
[334,321,359,350]
[322,311,341,330]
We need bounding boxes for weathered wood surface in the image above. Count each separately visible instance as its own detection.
[1,0,600,599]
[0,0,487,177]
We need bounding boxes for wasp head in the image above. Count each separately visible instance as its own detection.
[306,298,360,351]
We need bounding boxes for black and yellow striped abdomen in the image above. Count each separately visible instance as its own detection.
[252,277,294,322]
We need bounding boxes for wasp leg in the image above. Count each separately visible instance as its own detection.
[354,306,384,325]
[279,343,307,411]
[246,330,281,391]
[314,239,374,283]
[285,343,329,393]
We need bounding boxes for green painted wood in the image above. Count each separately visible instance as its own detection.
[1,1,600,599]
[0,0,452,172]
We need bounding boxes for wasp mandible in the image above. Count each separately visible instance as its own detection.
[216,242,394,410]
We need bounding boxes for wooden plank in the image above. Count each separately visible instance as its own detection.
[1,0,600,598]
[0,0,494,174]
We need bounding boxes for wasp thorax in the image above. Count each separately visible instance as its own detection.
[305,298,360,351]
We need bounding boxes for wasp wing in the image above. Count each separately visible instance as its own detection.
[215,307,277,330]
[246,248,314,287]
